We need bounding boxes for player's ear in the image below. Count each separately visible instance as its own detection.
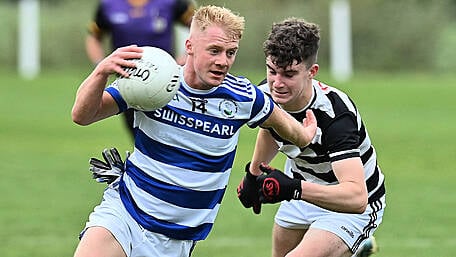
[185,39,193,55]
[309,64,319,78]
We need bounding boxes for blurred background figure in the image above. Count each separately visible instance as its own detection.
[85,0,196,140]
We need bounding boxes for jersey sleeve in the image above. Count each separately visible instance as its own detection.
[105,80,129,113]
[246,86,274,128]
[324,112,360,162]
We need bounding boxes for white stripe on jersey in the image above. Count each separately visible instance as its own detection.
[223,75,254,97]
[329,149,360,159]
[128,149,231,191]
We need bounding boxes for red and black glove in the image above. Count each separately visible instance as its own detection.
[237,163,262,214]
[257,163,302,203]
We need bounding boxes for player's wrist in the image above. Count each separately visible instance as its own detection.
[288,179,302,200]
[245,162,263,176]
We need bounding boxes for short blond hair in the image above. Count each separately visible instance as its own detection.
[191,5,245,40]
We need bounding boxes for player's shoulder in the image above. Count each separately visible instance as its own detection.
[312,79,358,116]
[313,79,334,92]
[223,73,254,88]
[313,79,352,100]
[219,74,266,101]
[256,79,270,94]
[314,79,351,95]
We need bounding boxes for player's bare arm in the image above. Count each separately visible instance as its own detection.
[249,128,279,176]
[300,157,368,213]
[255,158,368,214]
[261,107,316,148]
[72,45,142,125]
[85,33,105,65]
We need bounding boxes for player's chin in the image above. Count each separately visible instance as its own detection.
[271,93,290,104]
[208,72,226,84]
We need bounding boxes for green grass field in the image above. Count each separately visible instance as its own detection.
[1,70,455,256]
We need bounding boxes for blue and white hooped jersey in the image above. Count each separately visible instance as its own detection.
[105,72,273,241]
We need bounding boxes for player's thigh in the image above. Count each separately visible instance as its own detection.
[286,228,352,257]
[74,226,126,257]
[272,223,306,257]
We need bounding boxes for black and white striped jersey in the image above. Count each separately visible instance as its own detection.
[258,80,385,203]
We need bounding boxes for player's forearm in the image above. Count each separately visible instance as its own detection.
[264,108,315,148]
[250,129,279,176]
[300,181,368,214]
[85,35,105,64]
[71,71,110,125]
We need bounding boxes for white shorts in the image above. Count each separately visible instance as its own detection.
[80,186,196,257]
[274,196,385,253]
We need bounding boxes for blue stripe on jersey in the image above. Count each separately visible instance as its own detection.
[179,82,253,103]
[223,75,252,93]
[205,87,252,101]
[105,86,128,112]
[134,129,236,173]
[119,180,213,241]
[125,162,226,209]
[144,105,246,139]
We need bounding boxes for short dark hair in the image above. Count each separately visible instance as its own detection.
[263,18,320,69]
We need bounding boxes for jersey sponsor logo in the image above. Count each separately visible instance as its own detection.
[153,108,235,136]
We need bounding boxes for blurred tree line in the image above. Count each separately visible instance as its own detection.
[1,0,456,74]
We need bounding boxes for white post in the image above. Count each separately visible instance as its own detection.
[329,0,353,82]
[174,24,189,57]
[18,0,40,79]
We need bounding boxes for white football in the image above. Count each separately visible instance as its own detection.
[116,46,181,111]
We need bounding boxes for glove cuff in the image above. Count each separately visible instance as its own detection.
[244,162,258,179]
[290,179,302,200]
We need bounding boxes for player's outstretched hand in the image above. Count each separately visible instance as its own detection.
[89,147,128,184]
[237,163,262,214]
[301,109,317,147]
[96,45,143,77]
[257,163,302,203]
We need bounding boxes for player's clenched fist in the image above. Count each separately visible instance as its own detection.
[237,163,262,214]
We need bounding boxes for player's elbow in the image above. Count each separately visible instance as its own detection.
[351,193,368,214]
[352,201,367,214]
[71,109,92,126]
[72,115,90,126]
